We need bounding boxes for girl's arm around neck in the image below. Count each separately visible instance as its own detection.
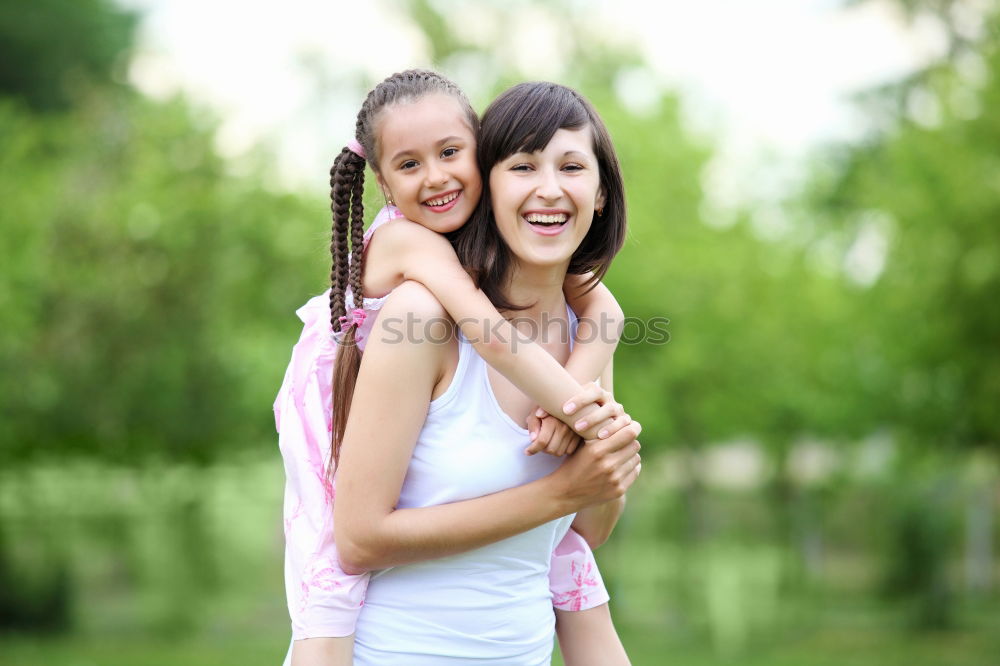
[333,282,641,574]
[563,274,624,385]
[363,220,608,438]
[334,281,572,575]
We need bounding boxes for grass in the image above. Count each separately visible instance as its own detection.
[4,618,999,666]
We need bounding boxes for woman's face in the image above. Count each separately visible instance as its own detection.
[374,93,481,234]
[488,127,605,271]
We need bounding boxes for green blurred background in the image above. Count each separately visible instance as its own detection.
[1,0,998,664]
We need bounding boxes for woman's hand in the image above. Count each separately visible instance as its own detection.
[525,408,582,456]
[551,421,642,511]
[561,383,632,441]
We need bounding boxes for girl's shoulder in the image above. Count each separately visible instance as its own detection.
[363,205,407,246]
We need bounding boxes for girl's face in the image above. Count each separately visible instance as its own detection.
[374,94,481,234]
[489,127,605,271]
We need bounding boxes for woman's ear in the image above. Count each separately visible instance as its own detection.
[595,186,607,214]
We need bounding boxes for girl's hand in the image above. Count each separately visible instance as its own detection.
[552,421,642,510]
[525,408,582,457]
[562,383,632,441]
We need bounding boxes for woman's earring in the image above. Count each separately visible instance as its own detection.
[596,207,604,217]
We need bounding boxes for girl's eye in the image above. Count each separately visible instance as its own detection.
[400,160,418,170]
[511,163,533,172]
[441,147,459,158]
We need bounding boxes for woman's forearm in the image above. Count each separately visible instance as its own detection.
[337,474,575,573]
[337,422,640,574]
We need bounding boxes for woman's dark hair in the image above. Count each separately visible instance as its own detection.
[328,69,478,470]
[451,81,627,311]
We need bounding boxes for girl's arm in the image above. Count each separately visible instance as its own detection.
[570,361,628,549]
[333,281,642,574]
[363,220,621,440]
[526,276,624,455]
[563,273,624,384]
[555,605,630,666]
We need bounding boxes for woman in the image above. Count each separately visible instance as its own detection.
[335,82,640,664]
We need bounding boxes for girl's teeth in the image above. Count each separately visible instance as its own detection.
[425,192,459,206]
[524,213,568,224]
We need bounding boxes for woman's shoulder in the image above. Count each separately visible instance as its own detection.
[378,280,450,321]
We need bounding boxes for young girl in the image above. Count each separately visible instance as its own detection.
[276,70,635,665]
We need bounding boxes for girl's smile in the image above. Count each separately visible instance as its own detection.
[422,189,462,213]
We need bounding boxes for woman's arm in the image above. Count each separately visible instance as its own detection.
[364,221,617,439]
[333,282,642,574]
[570,361,628,549]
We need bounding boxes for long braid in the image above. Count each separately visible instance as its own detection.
[329,150,350,333]
[327,69,479,472]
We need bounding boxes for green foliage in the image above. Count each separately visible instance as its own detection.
[802,6,1000,451]
[0,0,137,111]
[0,93,327,465]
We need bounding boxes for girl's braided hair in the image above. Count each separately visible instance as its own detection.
[328,69,478,470]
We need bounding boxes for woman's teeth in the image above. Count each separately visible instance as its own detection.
[524,213,568,226]
[424,192,459,206]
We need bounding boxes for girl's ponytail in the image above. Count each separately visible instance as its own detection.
[329,144,366,469]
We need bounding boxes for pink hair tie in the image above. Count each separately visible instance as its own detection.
[338,308,367,330]
[346,138,366,160]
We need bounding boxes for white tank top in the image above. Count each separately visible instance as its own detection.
[352,328,575,665]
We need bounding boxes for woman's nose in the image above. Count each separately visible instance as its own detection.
[534,167,562,201]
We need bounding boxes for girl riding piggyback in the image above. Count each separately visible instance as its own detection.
[275,70,637,665]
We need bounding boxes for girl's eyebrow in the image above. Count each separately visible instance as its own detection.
[388,136,467,163]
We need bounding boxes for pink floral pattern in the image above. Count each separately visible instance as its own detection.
[552,559,600,611]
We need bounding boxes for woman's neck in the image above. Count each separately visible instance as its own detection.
[504,261,570,320]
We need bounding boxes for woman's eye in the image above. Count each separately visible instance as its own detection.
[511,164,533,172]
[441,147,458,158]
[563,163,584,172]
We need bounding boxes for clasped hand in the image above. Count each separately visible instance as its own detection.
[524,382,633,456]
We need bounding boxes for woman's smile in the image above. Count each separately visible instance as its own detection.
[523,209,571,236]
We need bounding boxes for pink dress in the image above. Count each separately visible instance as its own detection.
[274,206,609,641]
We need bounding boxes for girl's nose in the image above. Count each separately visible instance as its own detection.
[425,162,449,187]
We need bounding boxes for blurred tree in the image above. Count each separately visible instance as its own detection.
[0,92,326,466]
[806,2,1000,454]
[0,0,137,111]
[799,0,1000,626]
